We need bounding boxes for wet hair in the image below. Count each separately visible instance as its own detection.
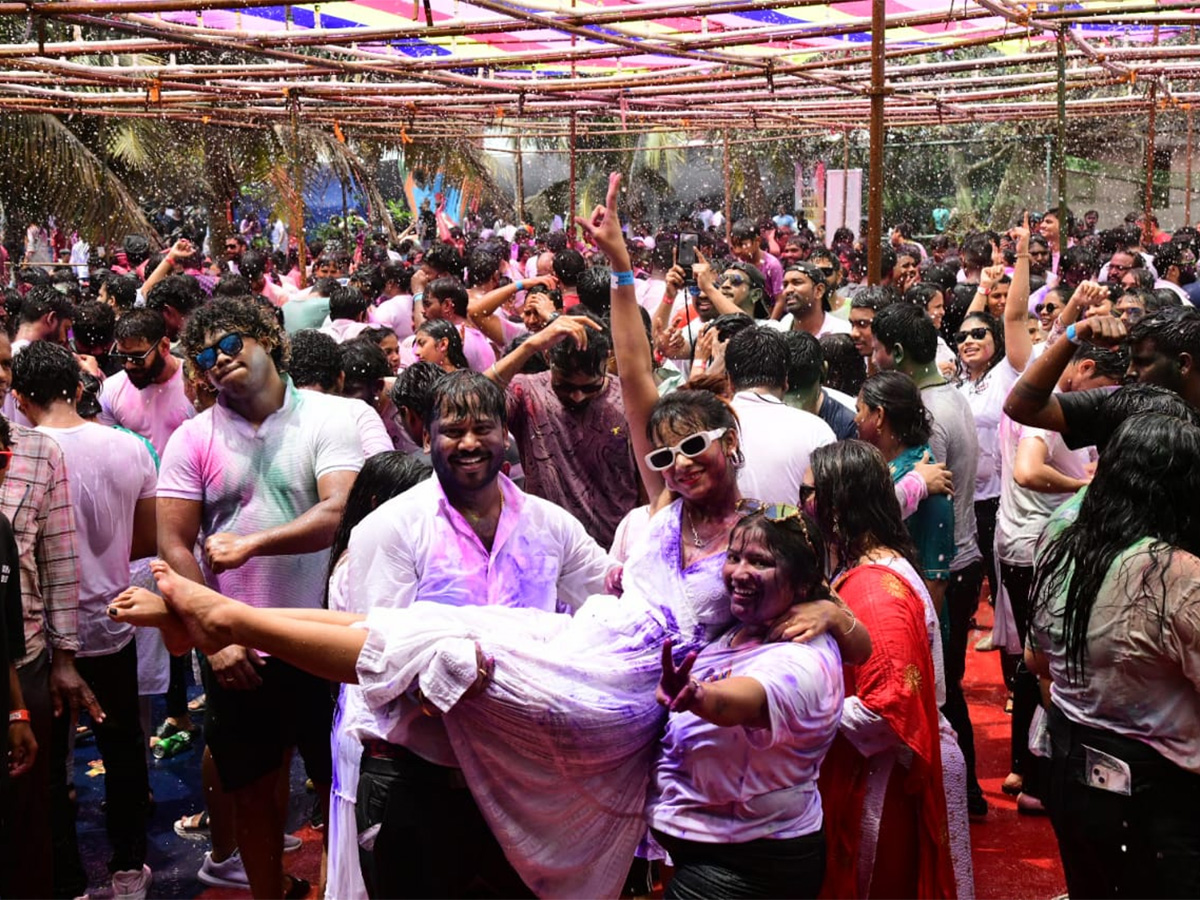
[819,333,866,396]
[725,325,789,392]
[552,249,586,287]
[72,300,115,349]
[646,388,739,451]
[879,244,897,282]
[391,360,448,424]
[1128,306,1200,361]
[505,333,550,374]
[12,340,80,407]
[729,510,831,604]
[339,338,390,386]
[416,319,470,371]
[289,329,342,391]
[113,308,167,346]
[427,276,469,318]
[547,312,611,378]
[123,234,151,266]
[214,274,254,298]
[349,264,385,298]
[707,312,756,344]
[731,218,760,242]
[809,439,921,574]
[859,371,932,446]
[849,285,895,314]
[102,274,137,314]
[1059,245,1099,280]
[962,233,994,270]
[960,310,1005,375]
[782,330,824,392]
[1094,384,1200,450]
[872,302,938,366]
[425,369,507,431]
[1154,241,1193,276]
[466,249,502,289]
[903,282,943,312]
[1072,343,1128,384]
[1031,414,1200,681]
[78,372,102,419]
[328,285,369,322]
[324,451,431,606]
[20,285,74,325]
[576,265,612,315]
[239,249,267,283]
[182,295,289,373]
[423,242,464,280]
[146,274,203,315]
[381,262,414,294]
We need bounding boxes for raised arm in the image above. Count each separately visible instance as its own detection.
[576,173,665,498]
[1004,214,1034,373]
[485,315,600,387]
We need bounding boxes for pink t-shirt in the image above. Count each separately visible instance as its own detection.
[98,364,195,458]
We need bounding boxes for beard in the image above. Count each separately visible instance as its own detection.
[127,350,166,389]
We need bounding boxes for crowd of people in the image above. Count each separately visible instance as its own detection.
[1,170,1199,900]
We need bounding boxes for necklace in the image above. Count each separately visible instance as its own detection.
[684,506,721,548]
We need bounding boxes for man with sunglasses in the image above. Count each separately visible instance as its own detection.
[12,342,158,900]
[98,310,194,458]
[485,313,638,549]
[157,297,364,899]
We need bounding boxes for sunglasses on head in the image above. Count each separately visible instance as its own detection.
[1034,302,1059,315]
[954,326,991,343]
[111,345,157,366]
[193,332,244,372]
[645,427,727,471]
[737,498,815,546]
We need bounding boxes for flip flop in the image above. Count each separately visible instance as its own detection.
[174,810,210,841]
[187,693,207,713]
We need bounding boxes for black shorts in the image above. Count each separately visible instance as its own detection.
[199,653,334,792]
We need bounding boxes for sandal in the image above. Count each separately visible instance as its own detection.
[174,810,211,841]
[187,693,207,713]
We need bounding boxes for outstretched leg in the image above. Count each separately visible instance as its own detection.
[107,587,193,656]
[151,560,368,684]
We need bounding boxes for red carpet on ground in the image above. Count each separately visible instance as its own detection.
[965,601,1065,900]
[191,598,1067,900]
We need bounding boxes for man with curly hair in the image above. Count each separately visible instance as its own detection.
[157,296,364,898]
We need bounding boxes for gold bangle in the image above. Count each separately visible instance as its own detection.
[842,608,859,636]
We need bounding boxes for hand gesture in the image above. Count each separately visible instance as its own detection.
[664,264,687,297]
[1075,314,1127,348]
[914,452,953,496]
[523,291,557,327]
[980,264,1006,291]
[167,238,194,262]
[1073,281,1108,311]
[534,314,602,352]
[526,274,559,292]
[575,173,629,269]
[654,327,685,360]
[1010,212,1031,256]
[204,532,255,574]
[655,639,701,713]
[693,247,716,293]
[767,598,839,644]
[693,323,717,364]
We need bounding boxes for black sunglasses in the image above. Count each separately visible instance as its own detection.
[111,345,157,366]
[719,274,748,288]
[1034,302,1059,315]
[193,332,244,372]
[954,326,991,343]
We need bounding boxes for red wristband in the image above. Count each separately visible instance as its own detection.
[8,709,30,724]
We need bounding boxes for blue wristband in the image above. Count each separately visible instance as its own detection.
[1065,323,1080,345]
[611,270,635,288]
[514,279,524,293]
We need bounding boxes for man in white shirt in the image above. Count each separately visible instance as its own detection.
[13,342,158,900]
[99,309,195,458]
[343,370,612,898]
[157,297,363,899]
[768,262,853,339]
[724,326,835,504]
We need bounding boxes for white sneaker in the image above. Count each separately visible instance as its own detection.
[198,850,249,888]
[284,833,302,853]
[112,864,152,900]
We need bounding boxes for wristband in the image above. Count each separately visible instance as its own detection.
[1065,323,1081,345]
[8,709,30,724]
[413,291,425,305]
[611,270,635,288]
[514,279,524,293]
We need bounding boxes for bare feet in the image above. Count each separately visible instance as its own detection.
[151,559,239,655]
[108,587,194,656]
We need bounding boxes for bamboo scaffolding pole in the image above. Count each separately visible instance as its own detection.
[1188,104,1195,227]
[1056,25,1068,257]
[723,128,732,245]
[866,0,884,286]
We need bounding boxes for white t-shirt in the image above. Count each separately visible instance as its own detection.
[647,632,844,843]
[157,382,365,610]
[37,423,157,657]
[732,390,836,505]
[767,312,852,338]
[958,357,1022,501]
[996,416,1091,566]
[324,393,394,457]
[99,364,195,458]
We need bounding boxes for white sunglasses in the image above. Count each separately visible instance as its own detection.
[645,427,728,471]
